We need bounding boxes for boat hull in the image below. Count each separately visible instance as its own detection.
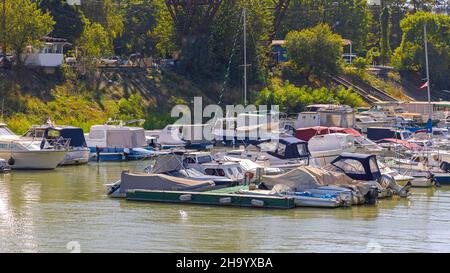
[0,150,67,170]
[60,148,90,166]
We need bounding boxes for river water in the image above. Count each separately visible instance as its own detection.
[1,162,450,253]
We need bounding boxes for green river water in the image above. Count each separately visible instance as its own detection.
[1,162,450,253]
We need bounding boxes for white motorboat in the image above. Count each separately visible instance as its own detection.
[308,133,356,166]
[23,124,90,166]
[0,124,68,170]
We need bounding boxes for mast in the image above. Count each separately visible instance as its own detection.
[2,0,5,55]
[243,8,247,106]
[424,23,432,134]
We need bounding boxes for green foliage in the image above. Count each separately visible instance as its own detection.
[39,0,85,43]
[255,79,362,114]
[144,107,177,130]
[116,0,158,57]
[77,17,112,57]
[352,57,368,72]
[2,0,55,63]
[286,24,344,79]
[392,12,450,89]
[79,0,124,44]
[5,84,146,134]
[380,7,392,65]
[279,0,371,53]
[117,94,145,121]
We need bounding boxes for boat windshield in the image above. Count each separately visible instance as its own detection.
[24,129,46,138]
[332,159,366,175]
[197,155,212,164]
[0,127,16,136]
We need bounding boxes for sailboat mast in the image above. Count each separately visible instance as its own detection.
[424,23,432,133]
[243,8,247,106]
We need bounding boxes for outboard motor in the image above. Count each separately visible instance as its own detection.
[379,174,410,197]
[365,186,379,205]
[440,161,450,173]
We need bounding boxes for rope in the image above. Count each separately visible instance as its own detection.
[217,9,244,106]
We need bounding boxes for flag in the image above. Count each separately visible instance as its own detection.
[420,81,429,89]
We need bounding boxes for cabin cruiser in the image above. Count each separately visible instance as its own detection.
[0,123,68,170]
[295,126,383,161]
[217,137,311,170]
[85,122,153,161]
[295,104,355,129]
[259,153,410,206]
[355,115,394,133]
[212,111,282,146]
[181,151,245,183]
[23,124,90,165]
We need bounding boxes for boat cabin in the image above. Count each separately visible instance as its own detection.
[267,137,310,160]
[24,125,87,148]
[330,153,381,181]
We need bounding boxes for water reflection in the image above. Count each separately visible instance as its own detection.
[1,164,450,252]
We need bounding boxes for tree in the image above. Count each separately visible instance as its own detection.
[255,79,362,113]
[76,18,111,58]
[380,7,392,65]
[286,24,344,80]
[80,0,124,49]
[2,0,54,65]
[39,0,85,43]
[392,12,450,89]
[115,0,158,57]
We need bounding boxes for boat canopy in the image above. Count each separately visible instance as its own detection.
[330,153,381,181]
[295,126,362,141]
[56,127,87,147]
[267,137,310,160]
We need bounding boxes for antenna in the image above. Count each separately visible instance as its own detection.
[1,97,4,121]
[243,8,247,106]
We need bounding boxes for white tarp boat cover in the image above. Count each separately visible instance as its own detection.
[106,127,146,148]
[119,171,215,194]
[261,166,372,195]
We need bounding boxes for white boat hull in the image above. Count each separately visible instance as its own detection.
[0,150,67,170]
[60,149,90,166]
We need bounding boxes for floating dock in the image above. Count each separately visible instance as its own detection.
[126,189,296,209]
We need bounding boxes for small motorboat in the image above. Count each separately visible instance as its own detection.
[107,170,216,198]
[23,123,90,166]
[85,121,154,162]
[0,123,68,170]
[0,158,9,172]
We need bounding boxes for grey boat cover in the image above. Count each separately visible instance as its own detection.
[106,128,147,148]
[261,166,372,195]
[119,171,215,194]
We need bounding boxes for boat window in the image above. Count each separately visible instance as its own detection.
[333,159,365,175]
[236,166,243,173]
[297,144,307,156]
[89,130,105,139]
[277,143,286,157]
[205,169,225,177]
[227,168,233,176]
[197,156,212,164]
[369,158,380,173]
[183,157,196,164]
[24,129,45,138]
[48,130,61,138]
